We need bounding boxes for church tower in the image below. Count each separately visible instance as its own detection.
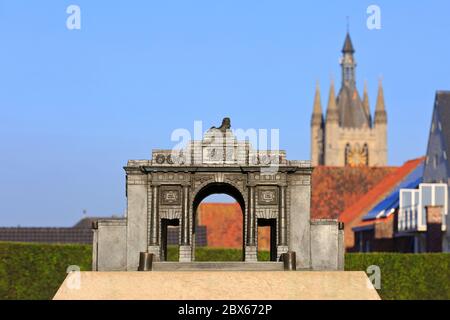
[310,32,388,167]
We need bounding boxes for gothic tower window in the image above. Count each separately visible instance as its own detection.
[363,144,369,166]
[345,144,351,166]
[345,67,352,82]
[434,154,439,169]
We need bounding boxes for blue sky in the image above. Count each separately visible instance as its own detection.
[1,1,449,226]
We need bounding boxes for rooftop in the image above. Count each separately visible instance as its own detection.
[340,157,425,225]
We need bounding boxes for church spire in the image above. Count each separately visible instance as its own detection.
[311,81,323,126]
[375,78,387,125]
[363,80,372,125]
[311,81,324,166]
[326,78,339,123]
[340,32,357,86]
[342,33,355,54]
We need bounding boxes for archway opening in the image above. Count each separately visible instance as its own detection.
[161,218,179,261]
[257,219,276,261]
[193,183,245,261]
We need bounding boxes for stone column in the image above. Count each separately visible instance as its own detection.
[179,185,192,262]
[92,226,98,271]
[148,184,160,260]
[337,222,345,271]
[277,185,289,260]
[245,185,257,262]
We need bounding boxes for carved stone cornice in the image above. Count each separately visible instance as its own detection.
[151,172,190,186]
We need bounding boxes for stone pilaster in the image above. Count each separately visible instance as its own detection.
[148,184,160,260]
[278,185,287,244]
[245,185,257,262]
[179,184,192,262]
[277,185,289,260]
[92,227,98,271]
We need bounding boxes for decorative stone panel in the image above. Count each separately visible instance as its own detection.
[160,186,182,206]
[257,187,279,206]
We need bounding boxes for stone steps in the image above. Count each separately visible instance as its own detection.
[152,262,284,271]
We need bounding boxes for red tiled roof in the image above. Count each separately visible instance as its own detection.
[340,157,425,249]
[352,213,395,229]
[311,166,397,219]
[340,158,425,224]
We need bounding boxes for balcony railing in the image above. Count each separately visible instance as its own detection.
[399,183,448,232]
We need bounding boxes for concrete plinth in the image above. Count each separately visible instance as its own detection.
[179,245,192,262]
[54,271,380,300]
[244,246,257,262]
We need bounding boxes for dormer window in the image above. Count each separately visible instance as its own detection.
[434,154,439,168]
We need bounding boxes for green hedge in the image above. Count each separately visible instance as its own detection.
[345,253,450,300]
[0,242,91,300]
[1,242,449,300]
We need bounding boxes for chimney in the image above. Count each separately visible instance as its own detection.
[374,218,394,239]
[425,205,444,252]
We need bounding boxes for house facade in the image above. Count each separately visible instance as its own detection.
[348,91,450,253]
[423,91,450,252]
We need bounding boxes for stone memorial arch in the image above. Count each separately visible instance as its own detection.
[93,119,344,271]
